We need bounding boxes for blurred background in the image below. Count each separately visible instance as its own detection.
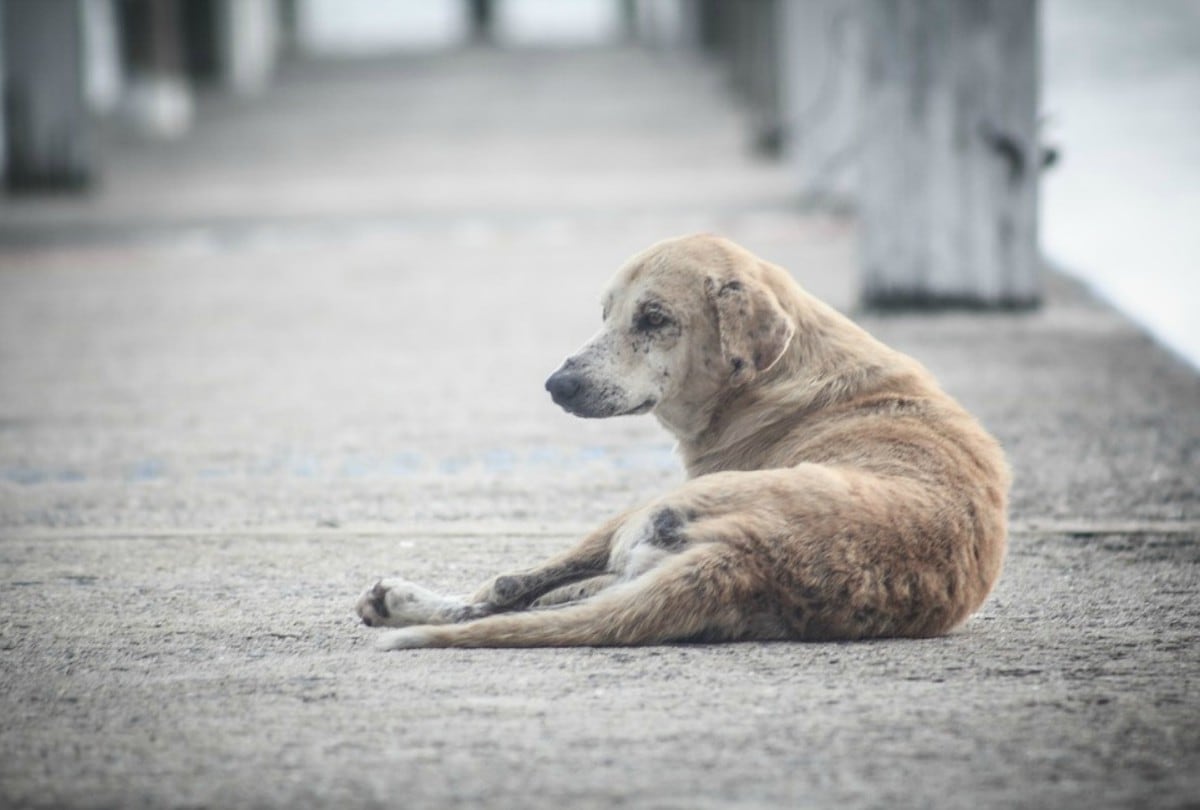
[1,0,1196,364]
[0,0,1197,531]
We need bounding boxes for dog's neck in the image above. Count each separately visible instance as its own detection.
[662,292,929,477]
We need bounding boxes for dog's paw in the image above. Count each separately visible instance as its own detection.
[375,627,437,651]
[356,578,461,628]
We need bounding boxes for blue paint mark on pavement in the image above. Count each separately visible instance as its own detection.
[129,459,167,481]
[3,467,88,485]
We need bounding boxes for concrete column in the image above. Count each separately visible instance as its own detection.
[632,0,697,49]
[218,0,279,95]
[0,6,6,185]
[467,0,494,44]
[277,0,301,55]
[779,0,863,208]
[2,0,93,190]
[859,0,1041,308]
[727,0,783,155]
[119,0,193,138]
[695,0,730,54]
[82,0,122,114]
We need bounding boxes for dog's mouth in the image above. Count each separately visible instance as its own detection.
[622,398,657,416]
[557,397,656,419]
[554,394,657,419]
[546,368,657,418]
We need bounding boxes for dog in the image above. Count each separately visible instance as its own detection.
[357,234,1009,650]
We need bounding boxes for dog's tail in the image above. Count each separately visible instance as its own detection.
[375,545,757,649]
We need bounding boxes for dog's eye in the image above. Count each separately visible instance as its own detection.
[636,309,670,332]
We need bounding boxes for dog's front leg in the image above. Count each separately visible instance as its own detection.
[358,510,631,628]
[471,510,632,608]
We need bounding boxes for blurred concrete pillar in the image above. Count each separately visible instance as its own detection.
[120,0,193,138]
[694,0,728,54]
[277,0,300,55]
[467,0,494,44]
[860,0,1041,308]
[83,0,123,114]
[619,0,637,41]
[218,0,279,95]
[176,0,277,94]
[2,0,93,190]
[728,0,783,155]
[631,0,697,49]
[0,6,6,185]
[695,0,732,55]
[779,0,863,208]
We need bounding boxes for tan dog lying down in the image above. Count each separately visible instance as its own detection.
[357,234,1009,650]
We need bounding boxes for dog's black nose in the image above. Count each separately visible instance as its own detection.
[545,370,584,406]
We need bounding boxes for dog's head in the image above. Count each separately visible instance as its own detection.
[545,235,796,432]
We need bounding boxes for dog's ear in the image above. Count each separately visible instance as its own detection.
[706,273,796,384]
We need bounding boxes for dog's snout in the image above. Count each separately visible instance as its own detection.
[545,370,584,406]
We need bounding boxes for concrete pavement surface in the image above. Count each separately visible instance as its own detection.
[1,48,1197,809]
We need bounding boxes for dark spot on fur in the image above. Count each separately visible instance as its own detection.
[493,575,522,603]
[647,507,688,550]
[369,581,390,619]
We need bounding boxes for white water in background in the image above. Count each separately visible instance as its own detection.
[1042,0,1200,370]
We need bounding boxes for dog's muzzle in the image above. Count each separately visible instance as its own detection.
[545,366,655,418]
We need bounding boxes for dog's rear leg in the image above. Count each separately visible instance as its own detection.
[531,573,620,608]
[376,545,768,649]
[471,509,633,608]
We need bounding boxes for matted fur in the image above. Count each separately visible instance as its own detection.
[357,235,1009,649]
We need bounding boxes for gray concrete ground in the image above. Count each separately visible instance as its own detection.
[1,48,1197,810]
